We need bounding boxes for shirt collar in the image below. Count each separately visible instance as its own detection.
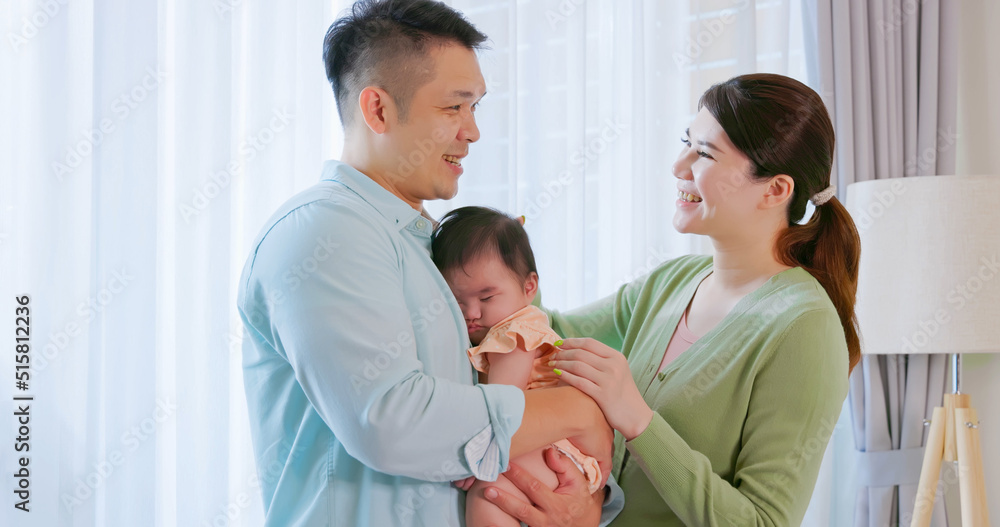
[321,160,435,235]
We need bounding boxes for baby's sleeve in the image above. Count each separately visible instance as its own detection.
[467,308,562,374]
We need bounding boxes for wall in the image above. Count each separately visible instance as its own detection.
[952,0,1000,523]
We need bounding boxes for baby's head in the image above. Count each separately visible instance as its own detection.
[432,206,539,345]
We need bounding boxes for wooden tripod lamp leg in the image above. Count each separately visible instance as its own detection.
[945,393,971,462]
[955,406,990,527]
[912,406,947,527]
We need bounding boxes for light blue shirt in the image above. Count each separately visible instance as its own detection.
[238,160,623,526]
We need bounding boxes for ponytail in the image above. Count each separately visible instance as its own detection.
[701,73,861,375]
[775,197,861,373]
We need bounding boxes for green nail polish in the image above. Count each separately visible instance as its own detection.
[554,339,563,346]
[553,368,562,376]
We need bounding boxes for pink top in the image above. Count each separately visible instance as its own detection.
[657,305,699,373]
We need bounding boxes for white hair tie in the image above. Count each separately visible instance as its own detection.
[810,184,836,206]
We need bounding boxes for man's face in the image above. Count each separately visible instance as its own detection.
[379,43,486,206]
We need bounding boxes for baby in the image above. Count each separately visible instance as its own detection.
[431,206,602,527]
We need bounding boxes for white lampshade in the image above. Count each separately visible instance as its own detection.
[846,175,1000,355]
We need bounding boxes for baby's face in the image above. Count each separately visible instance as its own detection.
[443,253,536,345]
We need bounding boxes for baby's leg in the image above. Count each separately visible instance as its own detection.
[465,447,559,527]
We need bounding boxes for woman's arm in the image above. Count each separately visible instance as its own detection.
[550,310,847,525]
[544,273,647,351]
[623,310,848,526]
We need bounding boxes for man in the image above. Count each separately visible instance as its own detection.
[236,1,622,525]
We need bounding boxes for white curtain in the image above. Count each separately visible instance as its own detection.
[1,1,342,525]
[0,1,821,525]
[434,0,812,310]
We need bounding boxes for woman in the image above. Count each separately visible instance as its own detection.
[484,73,860,526]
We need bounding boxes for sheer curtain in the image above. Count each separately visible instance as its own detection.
[1,1,341,525]
[0,1,820,525]
[433,0,811,311]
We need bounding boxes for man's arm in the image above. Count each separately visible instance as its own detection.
[512,387,613,488]
[474,347,613,480]
[480,337,613,486]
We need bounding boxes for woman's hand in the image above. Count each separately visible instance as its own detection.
[551,338,654,440]
[483,447,603,527]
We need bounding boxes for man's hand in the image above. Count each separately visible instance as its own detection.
[483,447,603,527]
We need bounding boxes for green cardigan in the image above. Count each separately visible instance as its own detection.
[549,255,848,526]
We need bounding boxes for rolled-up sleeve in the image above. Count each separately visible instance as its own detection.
[463,384,525,481]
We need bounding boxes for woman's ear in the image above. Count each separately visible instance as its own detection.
[357,86,395,135]
[760,174,795,210]
[523,272,539,301]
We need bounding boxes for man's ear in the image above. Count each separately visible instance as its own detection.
[357,86,394,135]
[760,174,795,210]
[524,272,539,301]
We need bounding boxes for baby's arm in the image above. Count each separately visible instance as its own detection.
[484,339,537,389]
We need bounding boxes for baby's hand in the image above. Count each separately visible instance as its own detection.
[452,476,476,491]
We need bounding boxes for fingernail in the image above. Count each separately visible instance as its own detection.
[485,488,498,499]
[547,360,555,367]
[554,339,563,346]
[553,368,562,376]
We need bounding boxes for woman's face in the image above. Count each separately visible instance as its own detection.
[671,108,774,239]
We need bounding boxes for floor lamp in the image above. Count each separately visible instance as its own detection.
[846,175,1000,527]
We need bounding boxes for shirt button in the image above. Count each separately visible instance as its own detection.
[658,372,666,381]
[416,220,427,229]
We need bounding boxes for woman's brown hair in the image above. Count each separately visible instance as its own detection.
[700,73,861,374]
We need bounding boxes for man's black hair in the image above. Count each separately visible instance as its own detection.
[323,0,488,127]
